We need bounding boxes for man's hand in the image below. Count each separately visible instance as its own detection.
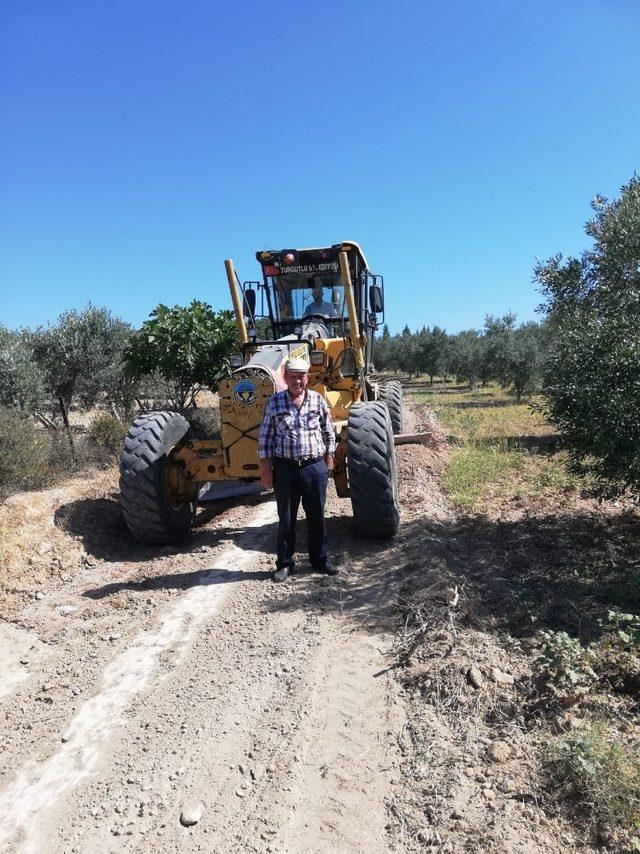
[325,453,335,475]
[260,459,273,491]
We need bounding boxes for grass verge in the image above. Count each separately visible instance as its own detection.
[407,382,585,510]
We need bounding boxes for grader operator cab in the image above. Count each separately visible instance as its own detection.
[120,241,406,544]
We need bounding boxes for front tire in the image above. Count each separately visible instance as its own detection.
[120,411,194,544]
[347,401,400,538]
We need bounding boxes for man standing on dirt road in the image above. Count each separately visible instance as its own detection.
[258,356,338,582]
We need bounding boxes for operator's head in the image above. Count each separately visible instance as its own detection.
[284,356,310,395]
[309,275,324,302]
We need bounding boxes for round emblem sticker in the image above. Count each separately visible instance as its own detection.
[233,379,256,405]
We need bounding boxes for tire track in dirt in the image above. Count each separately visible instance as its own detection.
[230,573,403,854]
[284,636,397,854]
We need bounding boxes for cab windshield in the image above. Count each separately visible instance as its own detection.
[267,273,347,330]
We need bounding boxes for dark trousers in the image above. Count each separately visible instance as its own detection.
[273,459,329,570]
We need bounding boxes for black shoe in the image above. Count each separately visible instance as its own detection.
[314,562,339,576]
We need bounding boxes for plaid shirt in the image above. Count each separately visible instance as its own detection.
[258,389,336,460]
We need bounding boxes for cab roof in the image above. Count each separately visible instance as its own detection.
[255,241,369,272]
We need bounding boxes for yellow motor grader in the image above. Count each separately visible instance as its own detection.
[120,241,407,543]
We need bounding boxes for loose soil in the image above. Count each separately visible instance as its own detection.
[0,392,636,852]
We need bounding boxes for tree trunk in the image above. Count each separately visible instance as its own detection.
[58,396,77,467]
[35,411,58,431]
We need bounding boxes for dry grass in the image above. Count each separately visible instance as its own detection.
[407,382,586,510]
[0,524,10,572]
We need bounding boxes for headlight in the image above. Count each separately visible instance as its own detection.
[310,350,325,366]
[230,353,243,369]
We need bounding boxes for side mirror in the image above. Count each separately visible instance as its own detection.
[243,288,256,318]
[369,284,384,313]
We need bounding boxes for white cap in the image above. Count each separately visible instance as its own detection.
[284,356,310,373]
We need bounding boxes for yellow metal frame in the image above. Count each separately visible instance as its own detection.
[225,259,248,345]
[171,439,225,485]
[338,250,365,370]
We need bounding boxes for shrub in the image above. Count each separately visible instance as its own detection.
[88,413,127,453]
[182,407,221,440]
[547,725,640,836]
[0,407,51,498]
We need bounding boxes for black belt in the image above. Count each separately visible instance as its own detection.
[274,455,324,468]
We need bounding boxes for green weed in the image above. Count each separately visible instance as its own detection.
[547,724,640,836]
[536,630,598,699]
[441,442,523,509]
[603,611,640,651]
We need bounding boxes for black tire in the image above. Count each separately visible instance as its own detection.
[120,411,194,544]
[378,380,404,435]
[347,401,400,538]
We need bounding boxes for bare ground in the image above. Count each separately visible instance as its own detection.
[0,399,623,852]
[0,419,418,852]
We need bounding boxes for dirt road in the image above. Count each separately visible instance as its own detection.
[0,421,429,852]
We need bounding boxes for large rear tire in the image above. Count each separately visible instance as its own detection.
[120,411,194,544]
[347,401,400,538]
[379,380,404,435]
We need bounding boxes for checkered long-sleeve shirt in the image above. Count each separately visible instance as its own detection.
[258,390,336,460]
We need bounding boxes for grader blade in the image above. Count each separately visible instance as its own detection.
[393,433,432,446]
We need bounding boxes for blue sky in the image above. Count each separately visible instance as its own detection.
[1,0,638,334]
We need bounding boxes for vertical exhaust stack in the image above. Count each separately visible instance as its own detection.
[225,258,248,345]
[338,250,365,369]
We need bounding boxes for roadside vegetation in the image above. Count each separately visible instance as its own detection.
[0,301,233,499]
[387,179,640,848]
[400,375,640,849]
[410,384,580,510]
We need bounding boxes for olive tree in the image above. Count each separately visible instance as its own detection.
[537,175,640,495]
[481,313,515,387]
[450,329,486,387]
[500,321,547,402]
[0,325,46,418]
[416,325,449,384]
[31,306,132,418]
